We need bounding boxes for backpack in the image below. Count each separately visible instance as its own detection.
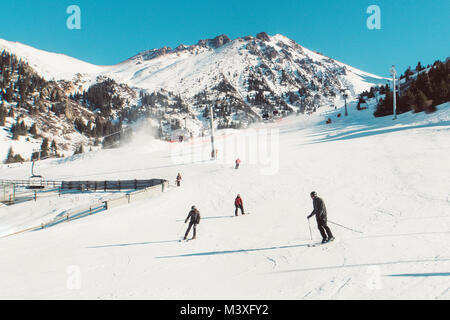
[194,210,201,224]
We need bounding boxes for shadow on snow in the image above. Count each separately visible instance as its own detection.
[273,258,450,274]
[155,243,311,259]
[87,239,180,248]
[385,272,450,277]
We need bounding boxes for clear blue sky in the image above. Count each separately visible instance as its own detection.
[0,0,448,77]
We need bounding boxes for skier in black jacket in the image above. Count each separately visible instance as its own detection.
[184,206,201,240]
[307,191,334,243]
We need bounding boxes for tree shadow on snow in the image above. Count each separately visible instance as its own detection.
[273,258,450,274]
[175,215,234,222]
[156,243,311,259]
[302,122,450,145]
[87,239,180,248]
[385,272,450,277]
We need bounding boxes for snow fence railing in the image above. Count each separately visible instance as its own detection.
[104,180,168,210]
[0,180,169,239]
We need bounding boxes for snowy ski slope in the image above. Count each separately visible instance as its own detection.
[0,102,449,299]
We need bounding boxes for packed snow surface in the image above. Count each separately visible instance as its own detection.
[0,103,449,299]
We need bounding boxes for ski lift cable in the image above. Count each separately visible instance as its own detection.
[100,126,133,140]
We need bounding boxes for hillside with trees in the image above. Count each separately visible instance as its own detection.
[369,59,449,117]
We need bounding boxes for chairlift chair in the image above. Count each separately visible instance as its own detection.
[28,175,45,190]
[27,160,45,190]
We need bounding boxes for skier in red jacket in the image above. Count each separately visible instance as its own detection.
[234,194,245,216]
[235,158,241,169]
[175,173,182,187]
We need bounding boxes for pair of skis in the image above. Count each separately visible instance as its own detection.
[307,237,335,247]
[178,213,251,242]
[233,212,250,217]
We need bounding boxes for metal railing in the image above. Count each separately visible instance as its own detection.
[0,180,169,239]
[0,178,167,196]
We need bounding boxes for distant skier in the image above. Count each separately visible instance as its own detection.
[234,194,245,216]
[235,158,241,169]
[307,191,334,244]
[176,173,182,187]
[184,205,201,240]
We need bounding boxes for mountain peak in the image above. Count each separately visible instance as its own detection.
[256,32,270,42]
[197,34,232,49]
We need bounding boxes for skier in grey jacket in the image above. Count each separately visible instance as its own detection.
[307,191,334,243]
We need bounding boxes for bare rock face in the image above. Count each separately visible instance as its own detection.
[198,34,231,49]
[139,46,173,60]
[210,34,231,48]
[64,103,74,121]
[256,32,270,42]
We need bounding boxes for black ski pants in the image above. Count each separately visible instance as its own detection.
[235,205,245,216]
[184,222,197,239]
[317,219,333,240]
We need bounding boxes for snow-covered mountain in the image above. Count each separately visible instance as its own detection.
[0,38,103,82]
[0,32,389,162]
[0,33,387,111]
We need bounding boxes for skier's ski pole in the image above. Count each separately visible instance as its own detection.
[308,219,313,240]
[328,220,363,234]
[176,222,186,237]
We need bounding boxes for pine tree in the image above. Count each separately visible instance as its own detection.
[4,146,24,164]
[51,140,57,155]
[398,90,415,113]
[73,144,84,155]
[0,102,5,126]
[416,72,433,98]
[415,61,424,72]
[415,90,428,112]
[29,123,37,137]
[433,80,448,104]
[5,84,14,102]
[40,138,49,158]
[4,147,14,164]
